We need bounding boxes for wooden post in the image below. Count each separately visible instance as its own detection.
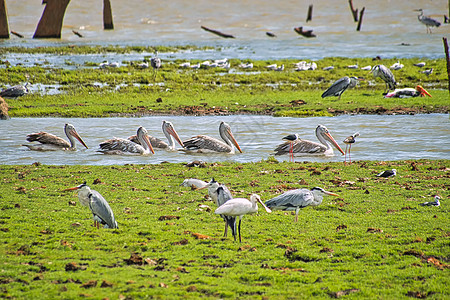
[356,7,365,31]
[306,5,313,23]
[0,0,9,38]
[348,0,358,22]
[33,0,70,38]
[103,0,114,30]
[443,37,450,93]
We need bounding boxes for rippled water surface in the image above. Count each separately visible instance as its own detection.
[1,114,448,165]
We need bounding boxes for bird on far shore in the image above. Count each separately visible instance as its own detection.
[150,51,161,77]
[321,76,360,100]
[415,9,441,33]
[371,65,396,94]
[419,195,440,207]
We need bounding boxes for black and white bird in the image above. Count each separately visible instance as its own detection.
[416,9,441,33]
[343,132,359,164]
[265,187,339,222]
[419,195,440,207]
[321,76,360,100]
[64,182,118,229]
[376,169,397,178]
[371,65,396,94]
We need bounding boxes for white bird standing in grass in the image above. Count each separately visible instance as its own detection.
[180,178,208,190]
[64,182,118,229]
[215,194,271,242]
[419,195,440,207]
[265,187,339,222]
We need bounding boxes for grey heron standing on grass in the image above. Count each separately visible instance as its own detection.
[321,76,360,100]
[343,132,359,164]
[23,123,88,151]
[370,65,396,94]
[215,194,272,242]
[416,9,441,33]
[64,182,118,229]
[265,187,339,222]
[150,51,161,78]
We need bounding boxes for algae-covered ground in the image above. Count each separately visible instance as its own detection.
[0,159,449,299]
[0,46,448,117]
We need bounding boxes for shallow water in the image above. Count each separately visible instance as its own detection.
[1,114,448,165]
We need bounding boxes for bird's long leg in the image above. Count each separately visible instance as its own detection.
[344,144,348,164]
[223,221,228,237]
[295,208,299,222]
[238,219,242,243]
[348,145,352,163]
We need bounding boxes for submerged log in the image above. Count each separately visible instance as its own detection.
[356,7,365,31]
[33,0,70,38]
[443,37,450,93]
[306,5,313,23]
[0,0,9,38]
[103,0,114,30]
[11,31,24,38]
[294,26,316,38]
[348,0,358,22]
[201,26,235,38]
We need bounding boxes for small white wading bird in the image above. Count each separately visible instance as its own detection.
[197,178,236,238]
[215,194,271,242]
[385,85,432,98]
[376,169,397,178]
[419,195,440,207]
[371,65,396,94]
[415,9,441,33]
[0,83,28,98]
[274,125,345,156]
[128,121,184,151]
[321,76,360,100]
[182,122,242,154]
[64,182,118,229]
[265,187,339,222]
[23,123,88,151]
[343,132,359,164]
[180,178,208,190]
[98,126,155,155]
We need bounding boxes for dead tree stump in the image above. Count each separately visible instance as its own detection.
[0,0,9,38]
[103,0,114,30]
[33,0,70,38]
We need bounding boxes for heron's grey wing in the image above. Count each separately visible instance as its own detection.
[265,189,314,211]
[183,135,231,152]
[26,132,71,148]
[89,191,117,228]
[217,185,233,206]
[321,77,350,98]
[378,65,396,88]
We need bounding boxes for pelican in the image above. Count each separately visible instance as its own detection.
[0,83,28,98]
[215,194,271,242]
[416,9,441,33]
[128,121,184,151]
[376,169,397,178]
[371,65,396,94]
[321,76,360,100]
[265,187,339,222]
[64,182,118,229]
[419,195,440,207]
[197,178,236,238]
[182,122,242,154]
[343,132,359,164]
[385,85,432,98]
[274,124,345,156]
[98,126,155,155]
[180,178,208,190]
[23,123,88,151]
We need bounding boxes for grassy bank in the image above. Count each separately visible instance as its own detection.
[0,159,448,299]
[0,46,447,117]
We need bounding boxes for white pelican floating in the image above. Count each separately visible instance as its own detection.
[215,194,271,242]
[274,124,345,156]
[385,85,432,98]
[419,196,440,207]
[343,132,360,164]
[64,182,118,229]
[376,169,396,178]
[98,126,155,155]
[128,121,184,151]
[265,187,339,222]
[23,123,88,151]
[182,122,242,154]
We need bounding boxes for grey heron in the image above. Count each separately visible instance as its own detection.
[181,122,242,154]
[376,169,397,178]
[98,126,155,155]
[64,182,118,229]
[128,121,184,151]
[150,51,161,77]
[321,76,360,100]
[215,194,271,242]
[419,196,440,207]
[416,9,441,33]
[370,65,396,94]
[384,85,432,98]
[274,124,345,156]
[265,187,339,222]
[0,83,29,98]
[343,132,359,164]
[23,123,88,151]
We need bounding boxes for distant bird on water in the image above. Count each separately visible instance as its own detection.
[265,187,339,222]
[321,76,360,100]
[370,65,396,94]
[23,123,88,151]
[343,132,359,164]
[0,83,28,98]
[419,195,440,207]
[415,9,441,33]
[376,169,397,178]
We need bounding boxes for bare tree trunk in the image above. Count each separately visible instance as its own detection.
[0,0,9,38]
[33,0,70,38]
[103,0,114,30]
[306,5,313,23]
[443,37,450,93]
[356,7,365,31]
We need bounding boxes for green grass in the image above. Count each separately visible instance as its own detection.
[0,160,448,299]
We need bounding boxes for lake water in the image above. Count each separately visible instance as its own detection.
[1,114,448,165]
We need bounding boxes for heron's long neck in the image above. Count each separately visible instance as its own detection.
[311,193,323,206]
